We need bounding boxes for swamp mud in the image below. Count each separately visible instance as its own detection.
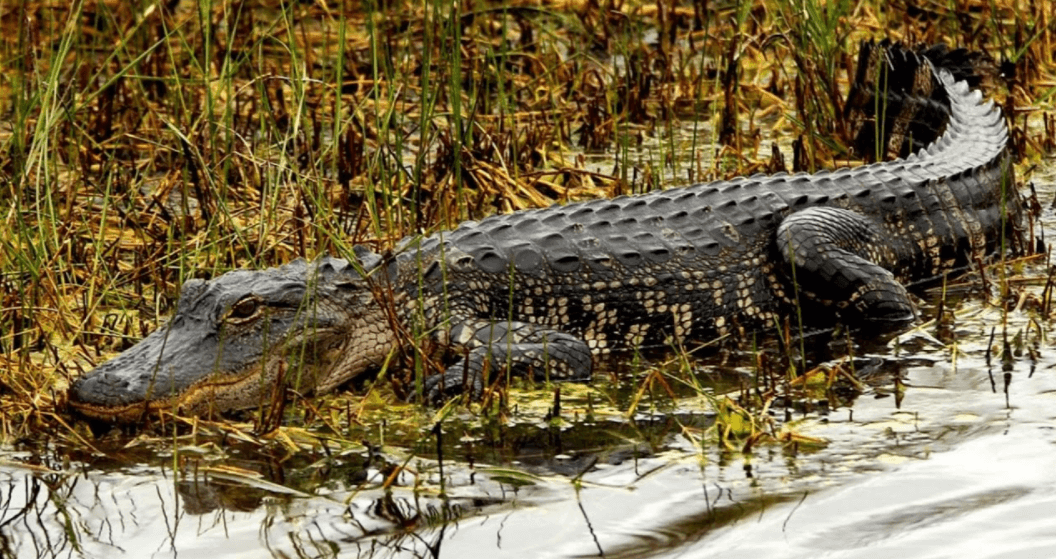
[2,0,1056,557]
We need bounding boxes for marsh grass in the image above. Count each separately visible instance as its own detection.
[0,0,1053,463]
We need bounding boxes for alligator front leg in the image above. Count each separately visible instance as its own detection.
[776,206,915,323]
[425,319,593,400]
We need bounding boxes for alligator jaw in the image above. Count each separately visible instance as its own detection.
[68,328,374,423]
[68,355,281,423]
[68,343,270,423]
[66,320,298,422]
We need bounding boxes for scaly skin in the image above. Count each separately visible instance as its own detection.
[68,41,1029,421]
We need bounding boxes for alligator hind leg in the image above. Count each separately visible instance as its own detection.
[776,206,915,324]
[425,319,593,400]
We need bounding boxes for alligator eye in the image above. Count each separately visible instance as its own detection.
[227,297,261,322]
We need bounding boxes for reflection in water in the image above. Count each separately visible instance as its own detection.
[0,407,709,558]
[0,466,87,559]
[0,457,502,559]
[673,431,1056,559]
[177,479,264,514]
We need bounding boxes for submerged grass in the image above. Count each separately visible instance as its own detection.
[0,0,1054,464]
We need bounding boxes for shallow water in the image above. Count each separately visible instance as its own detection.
[3,159,1055,559]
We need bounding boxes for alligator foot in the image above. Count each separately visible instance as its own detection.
[776,206,916,323]
[425,319,593,402]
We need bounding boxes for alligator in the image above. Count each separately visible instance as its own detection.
[68,41,1029,422]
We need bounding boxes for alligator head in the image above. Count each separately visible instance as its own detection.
[68,252,395,422]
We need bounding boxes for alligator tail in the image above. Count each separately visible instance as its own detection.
[845,39,996,161]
